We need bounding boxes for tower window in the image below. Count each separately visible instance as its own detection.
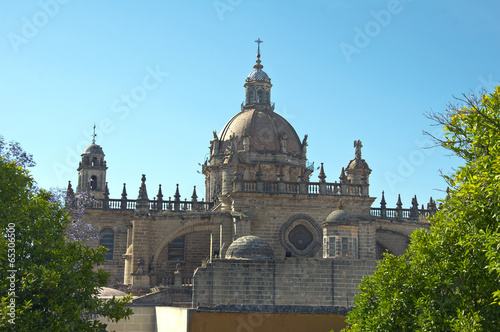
[100,229,114,260]
[328,236,336,257]
[168,236,185,261]
[90,176,97,191]
[257,90,263,103]
[249,90,254,103]
[341,237,349,257]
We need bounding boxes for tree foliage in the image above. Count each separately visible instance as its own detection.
[0,144,131,331]
[343,87,500,331]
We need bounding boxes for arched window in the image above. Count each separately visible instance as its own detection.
[168,236,185,261]
[248,89,254,104]
[257,90,263,103]
[90,176,97,191]
[100,229,114,260]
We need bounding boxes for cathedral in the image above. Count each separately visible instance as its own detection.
[70,40,435,311]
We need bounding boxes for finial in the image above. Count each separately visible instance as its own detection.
[318,163,326,182]
[192,186,198,201]
[253,38,264,70]
[338,200,343,210]
[396,194,402,208]
[412,195,418,209]
[92,123,97,144]
[121,183,127,199]
[174,184,181,200]
[157,184,163,200]
[380,191,386,207]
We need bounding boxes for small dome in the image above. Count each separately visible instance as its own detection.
[82,143,104,156]
[225,235,274,260]
[325,208,362,224]
[347,158,369,170]
[246,69,271,83]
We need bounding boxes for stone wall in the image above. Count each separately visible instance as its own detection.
[193,258,377,307]
[84,209,133,285]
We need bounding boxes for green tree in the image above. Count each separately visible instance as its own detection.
[0,145,132,331]
[343,87,500,332]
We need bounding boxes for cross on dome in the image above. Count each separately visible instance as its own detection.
[92,123,97,144]
[255,38,263,54]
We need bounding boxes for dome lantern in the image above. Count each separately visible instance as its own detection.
[243,38,273,111]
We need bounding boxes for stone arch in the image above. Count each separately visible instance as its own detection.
[152,222,219,268]
[376,228,410,259]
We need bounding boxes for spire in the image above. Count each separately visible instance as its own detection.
[411,195,419,210]
[254,38,263,70]
[157,184,163,200]
[396,194,402,209]
[339,167,347,183]
[191,186,198,202]
[121,183,127,200]
[135,175,149,213]
[318,163,326,183]
[155,184,163,211]
[380,191,386,208]
[174,184,181,201]
[174,184,181,211]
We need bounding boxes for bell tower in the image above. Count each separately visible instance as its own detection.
[77,125,108,198]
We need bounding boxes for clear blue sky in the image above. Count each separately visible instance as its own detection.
[1,0,499,209]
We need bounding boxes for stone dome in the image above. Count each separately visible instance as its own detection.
[325,208,362,224]
[246,69,271,83]
[225,235,274,260]
[218,109,303,156]
[82,143,104,156]
[346,158,369,170]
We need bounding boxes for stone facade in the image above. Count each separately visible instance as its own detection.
[73,43,435,312]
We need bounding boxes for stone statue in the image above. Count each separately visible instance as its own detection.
[354,140,362,159]
[302,134,308,156]
[280,132,288,153]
